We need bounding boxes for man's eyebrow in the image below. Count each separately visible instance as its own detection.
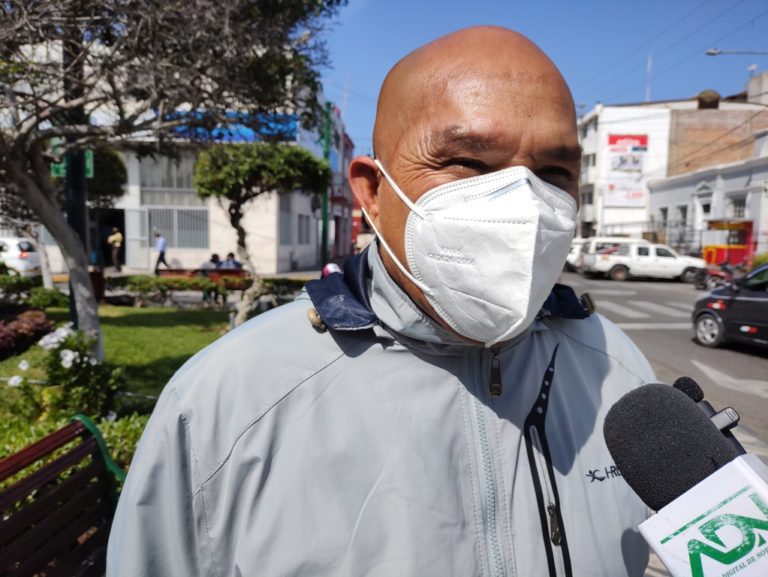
[427,126,501,155]
[543,144,583,163]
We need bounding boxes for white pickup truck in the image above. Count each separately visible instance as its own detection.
[581,242,706,282]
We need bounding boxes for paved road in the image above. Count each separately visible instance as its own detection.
[560,272,768,577]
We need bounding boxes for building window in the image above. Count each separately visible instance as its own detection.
[140,155,196,189]
[279,194,292,245]
[730,198,746,218]
[297,214,311,245]
[701,202,711,216]
[147,208,208,249]
[659,207,668,228]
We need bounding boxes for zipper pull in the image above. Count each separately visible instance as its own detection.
[489,350,502,397]
[547,504,562,546]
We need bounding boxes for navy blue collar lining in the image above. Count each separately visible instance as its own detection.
[305,247,590,331]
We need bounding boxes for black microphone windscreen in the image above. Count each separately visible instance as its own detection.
[603,384,740,511]
[672,376,704,403]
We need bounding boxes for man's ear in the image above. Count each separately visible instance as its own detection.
[348,156,381,226]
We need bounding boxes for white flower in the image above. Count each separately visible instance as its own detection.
[18,360,29,371]
[106,411,117,422]
[61,358,73,369]
[8,375,22,387]
[60,349,76,363]
[89,357,98,366]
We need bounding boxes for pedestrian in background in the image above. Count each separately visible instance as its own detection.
[106,227,123,273]
[154,232,169,274]
[221,252,242,269]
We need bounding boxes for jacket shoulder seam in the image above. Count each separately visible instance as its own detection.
[192,335,374,495]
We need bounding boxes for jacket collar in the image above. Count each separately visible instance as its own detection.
[305,244,590,336]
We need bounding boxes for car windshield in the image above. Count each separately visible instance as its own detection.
[17,241,36,252]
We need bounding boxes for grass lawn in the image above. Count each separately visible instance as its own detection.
[0,305,230,413]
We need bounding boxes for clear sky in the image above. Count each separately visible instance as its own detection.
[320,0,768,156]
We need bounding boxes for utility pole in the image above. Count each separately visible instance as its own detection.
[320,101,332,266]
[645,52,653,103]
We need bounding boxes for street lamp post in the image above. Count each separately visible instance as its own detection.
[706,49,768,56]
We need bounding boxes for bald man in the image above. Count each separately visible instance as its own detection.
[108,27,655,577]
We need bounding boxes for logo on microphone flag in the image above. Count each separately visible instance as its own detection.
[639,455,768,577]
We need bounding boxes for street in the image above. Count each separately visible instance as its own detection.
[561,271,768,458]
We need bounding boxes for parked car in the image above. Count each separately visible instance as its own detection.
[564,238,586,271]
[581,240,705,282]
[692,262,768,348]
[0,237,42,277]
[577,237,648,275]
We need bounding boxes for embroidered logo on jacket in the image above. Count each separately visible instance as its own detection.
[586,465,622,483]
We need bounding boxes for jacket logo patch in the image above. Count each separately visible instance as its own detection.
[586,465,622,483]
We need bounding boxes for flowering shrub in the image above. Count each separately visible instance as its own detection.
[0,310,54,361]
[5,328,124,422]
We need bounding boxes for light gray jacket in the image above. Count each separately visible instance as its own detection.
[107,247,656,577]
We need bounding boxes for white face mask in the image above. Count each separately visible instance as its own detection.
[362,159,577,346]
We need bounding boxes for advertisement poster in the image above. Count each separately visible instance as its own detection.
[604,134,648,207]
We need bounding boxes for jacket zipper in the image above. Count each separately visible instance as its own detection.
[523,346,573,577]
[468,350,506,577]
[489,346,502,397]
[530,427,567,574]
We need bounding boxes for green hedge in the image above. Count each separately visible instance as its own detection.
[0,413,150,482]
[753,252,768,269]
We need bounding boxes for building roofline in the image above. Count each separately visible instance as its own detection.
[648,155,768,190]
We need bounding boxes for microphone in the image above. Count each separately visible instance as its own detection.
[672,376,746,455]
[604,384,768,577]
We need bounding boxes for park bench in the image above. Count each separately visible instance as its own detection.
[157,267,249,286]
[0,415,125,577]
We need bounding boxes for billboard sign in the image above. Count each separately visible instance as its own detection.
[604,134,648,207]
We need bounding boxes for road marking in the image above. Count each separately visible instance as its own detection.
[596,300,650,319]
[616,322,690,330]
[629,301,690,318]
[690,359,768,401]
[582,288,637,296]
[664,301,694,312]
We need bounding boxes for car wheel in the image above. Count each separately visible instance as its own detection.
[680,267,698,283]
[609,266,629,282]
[695,313,724,347]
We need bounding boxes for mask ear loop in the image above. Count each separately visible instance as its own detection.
[373,158,432,222]
[359,208,434,297]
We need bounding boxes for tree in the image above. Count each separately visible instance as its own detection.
[195,142,330,326]
[0,0,344,340]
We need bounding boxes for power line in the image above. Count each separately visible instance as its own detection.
[583,0,751,100]
[666,107,768,172]
[599,8,768,104]
[573,0,716,90]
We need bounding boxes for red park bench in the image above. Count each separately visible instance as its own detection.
[0,416,125,577]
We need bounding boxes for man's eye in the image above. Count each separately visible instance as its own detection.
[537,166,575,186]
[443,158,488,171]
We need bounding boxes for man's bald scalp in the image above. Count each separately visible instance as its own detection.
[373,26,574,160]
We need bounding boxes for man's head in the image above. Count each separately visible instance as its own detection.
[349,26,580,337]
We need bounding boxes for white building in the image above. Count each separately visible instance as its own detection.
[648,129,768,262]
[37,106,355,275]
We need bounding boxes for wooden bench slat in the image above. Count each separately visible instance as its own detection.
[7,501,106,577]
[0,437,96,512]
[0,476,109,572]
[0,422,86,483]
[0,459,106,548]
[47,526,108,577]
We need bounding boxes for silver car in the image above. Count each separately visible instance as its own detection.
[0,237,42,276]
